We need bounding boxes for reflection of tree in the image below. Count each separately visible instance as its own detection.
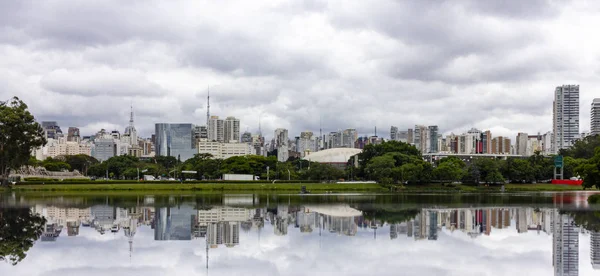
[0,208,46,265]
[565,210,600,232]
[360,208,420,224]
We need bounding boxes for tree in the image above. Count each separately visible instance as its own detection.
[0,97,47,185]
[63,154,99,174]
[366,155,396,182]
[575,148,600,189]
[0,208,46,265]
[433,160,466,183]
[560,134,600,159]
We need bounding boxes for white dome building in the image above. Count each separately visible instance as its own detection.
[302,148,362,169]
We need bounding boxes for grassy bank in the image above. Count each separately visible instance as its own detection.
[399,183,584,193]
[9,182,385,192]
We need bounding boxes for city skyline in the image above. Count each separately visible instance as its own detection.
[3,1,600,141]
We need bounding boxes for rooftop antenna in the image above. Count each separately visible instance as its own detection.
[206,235,209,275]
[206,86,210,127]
[375,126,377,137]
[258,114,262,136]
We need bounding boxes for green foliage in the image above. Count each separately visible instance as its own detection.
[560,135,600,159]
[574,148,600,189]
[0,97,47,185]
[0,208,46,265]
[433,159,466,183]
[356,141,421,178]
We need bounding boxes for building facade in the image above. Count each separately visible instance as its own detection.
[591,98,600,136]
[553,85,580,153]
[154,123,195,161]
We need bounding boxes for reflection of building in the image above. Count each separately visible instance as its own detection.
[592,231,600,270]
[41,223,62,242]
[553,211,579,276]
[207,221,241,248]
[154,206,195,241]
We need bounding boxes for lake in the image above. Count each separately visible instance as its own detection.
[1,191,599,276]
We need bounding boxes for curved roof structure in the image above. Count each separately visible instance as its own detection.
[302,148,362,163]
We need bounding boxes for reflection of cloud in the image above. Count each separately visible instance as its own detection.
[2,206,599,276]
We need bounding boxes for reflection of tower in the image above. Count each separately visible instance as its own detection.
[592,230,600,270]
[553,211,579,276]
[428,211,438,240]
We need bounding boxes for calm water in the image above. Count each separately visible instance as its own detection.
[1,192,600,276]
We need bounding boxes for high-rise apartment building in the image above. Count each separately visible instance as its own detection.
[224,116,240,143]
[154,123,195,161]
[208,116,225,142]
[553,85,580,153]
[482,130,492,154]
[591,99,600,136]
[241,131,252,143]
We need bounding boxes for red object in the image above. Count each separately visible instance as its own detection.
[551,179,583,186]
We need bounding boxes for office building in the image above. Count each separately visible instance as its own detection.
[553,85,580,153]
[275,128,289,162]
[482,130,492,154]
[67,127,80,142]
[154,206,195,241]
[298,131,318,156]
[93,138,117,162]
[154,123,195,161]
[591,99,600,136]
[197,139,252,159]
[516,132,529,156]
[428,126,439,153]
[390,126,398,141]
[224,116,240,143]
[342,129,358,148]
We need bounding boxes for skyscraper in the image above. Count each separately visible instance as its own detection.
[154,123,195,161]
[274,128,289,162]
[428,126,439,153]
[208,116,224,142]
[591,99,600,136]
[42,121,63,140]
[553,85,580,153]
[123,106,138,146]
[516,132,529,156]
[224,116,240,143]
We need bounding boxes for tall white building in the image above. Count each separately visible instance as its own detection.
[208,116,225,142]
[298,131,318,157]
[342,128,358,148]
[274,128,289,162]
[591,99,600,136]
[224,117,240,143]
[553,85,580,153]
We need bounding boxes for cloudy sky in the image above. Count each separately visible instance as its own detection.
[2,0,600,139]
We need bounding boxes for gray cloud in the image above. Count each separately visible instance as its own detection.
[0,0,599,140]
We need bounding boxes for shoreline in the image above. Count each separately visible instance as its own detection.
[2,183,588,193]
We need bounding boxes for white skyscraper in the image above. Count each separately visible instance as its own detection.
[592,231,600,270]
[553,85,580,153]
[224,116,240,143]
[591,99,600,136]
[208,116,224,142]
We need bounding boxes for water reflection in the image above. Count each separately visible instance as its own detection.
[1,194,600,275]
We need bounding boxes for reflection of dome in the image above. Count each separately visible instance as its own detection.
[302,148,362,163]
